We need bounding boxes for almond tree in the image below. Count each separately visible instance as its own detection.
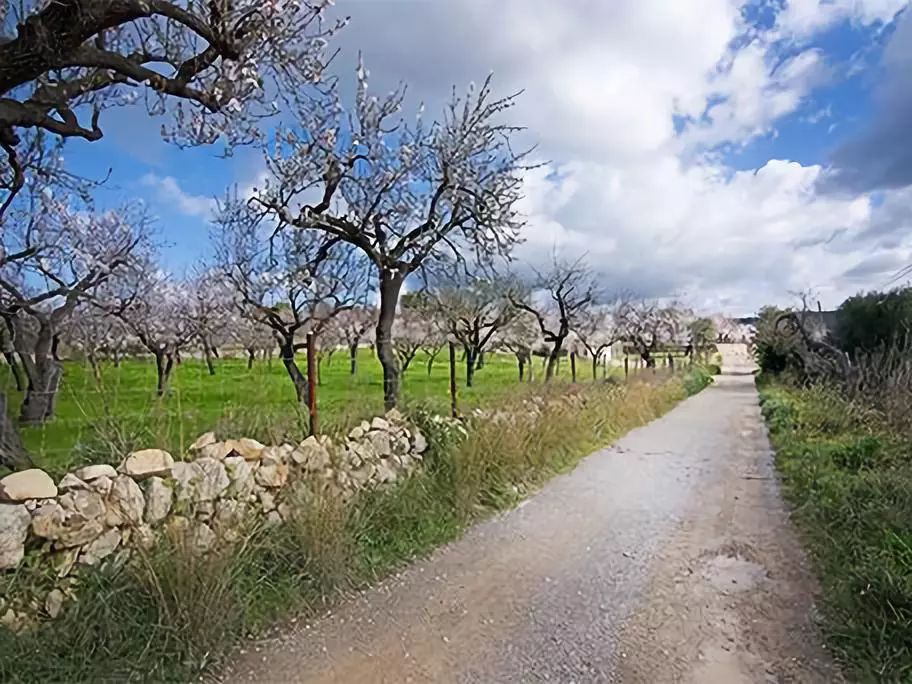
[574,299,624,380]
[249,67,529,409]
[510,258,599,382]
[497,309,539,382]
[66,301,130,382]
[333,306,376,375]
[233,315,275,369]
[187,269,234,375]
[0,195,153,421]
[617,299,680,368]
[105,270,197,395]
[213,196,370,402]
[0,0,344,222]
[430,275,516,387]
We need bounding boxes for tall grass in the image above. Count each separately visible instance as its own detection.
[760,381,912,681]
[0,376,691,682]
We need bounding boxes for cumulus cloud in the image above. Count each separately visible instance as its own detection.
[824,7,912,192]
[140,173,217,220]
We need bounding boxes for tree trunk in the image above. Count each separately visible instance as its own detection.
[517,356,525,381]
[570,351,577,383]
[465,346,477,387]
[203,340,216,376]
[3,351,24,391]
[279,339,308,403]
[154,351,175,397]
[476,350,485,369]
[642,351,656,368]
[592,354,599,381]
[112,349,121,367]
[87,351,103,386]
[375,268,405,410]
[18,320,63,424]
[545,339,564,382]
[349,343,358,375]
[246,347,256,370]
[427,354,435,377]
[51,334,61,361]
[211,346,220,359]
[0,393,32,471]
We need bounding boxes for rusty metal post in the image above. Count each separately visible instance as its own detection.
[306,333,319,436]
[449,342,458,418]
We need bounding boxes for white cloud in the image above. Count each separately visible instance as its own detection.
[773,0,907,40]
[140,173,216,220]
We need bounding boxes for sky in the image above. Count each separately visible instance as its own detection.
[63,0,912,316]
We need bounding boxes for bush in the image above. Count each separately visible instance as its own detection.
[682,365,714,395]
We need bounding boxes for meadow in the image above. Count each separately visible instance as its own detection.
[1,348,630,476]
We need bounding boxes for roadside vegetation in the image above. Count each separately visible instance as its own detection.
[755,288,912,681]
[0,371,705,682]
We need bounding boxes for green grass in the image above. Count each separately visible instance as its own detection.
[759,380,912,682]
[0,375,692,682]
[1,348,624,476]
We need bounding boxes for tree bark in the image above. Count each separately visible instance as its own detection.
[87,351,103,385]
[154,351,175,397]
[476,350,485,369]
[279,339,308,403]
[545,338,564,382]
[592,355,599,381]
[517,356,525,381]
[246,347,256,370]
[375,268,405,410]
[17,319,63,424]
[349,343,358,375]
[3,351,24,391]
[203,341,216,376]
[0,393,32,471]
[465,346,477,387]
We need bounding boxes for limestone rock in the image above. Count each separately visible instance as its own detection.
[265,510,282,527]
[89,475,113,497]
[80,528,121,565]
[171,461,204,503]
[50,547,79,578]
[188,521,216,553]
[57,473,88,492]
[74,464,117,481]
[213,499,244,541]
[44,589,65,619]
[188,431,217,453]
[195,458,229,501]
[258,490,276,512]
[255,461,288,488]
[260,445,288,466]
[370,416,390,432]
[0,469,57,502]
[412,429,428,454]
[348,425,365,440]
[65,489,106,521]
[367,430,392,457]
[225,437,266,461]
[385,407,404,423]
[224,456,255,499]
[0,504,31,570]
[105,475,145,526]
[291,436,331,472]
[199,442,233,460]
[143,477,173,524]
[29,501,66,539]
[132,524,156,550]
[120,449,174,480]
[33,499,106,548]
[375,460,398,484]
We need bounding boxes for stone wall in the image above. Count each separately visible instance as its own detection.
[0,408,429,630]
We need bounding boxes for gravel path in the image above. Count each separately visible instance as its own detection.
[223,345,839,683]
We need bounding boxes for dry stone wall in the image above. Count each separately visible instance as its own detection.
[0,408,429,631]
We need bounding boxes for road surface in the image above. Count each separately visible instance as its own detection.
[223,345,839,683]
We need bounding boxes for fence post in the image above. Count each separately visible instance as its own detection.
[306,333,319,436]
[570,351,577,383]
[449,341,458,418]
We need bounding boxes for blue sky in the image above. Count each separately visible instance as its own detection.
[60,0,912,314]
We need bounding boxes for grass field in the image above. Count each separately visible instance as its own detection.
[1,347,633,476]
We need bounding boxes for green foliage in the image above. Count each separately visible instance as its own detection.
[688,317,716,351]
[0,377,691,682]
[681,365,714,395]
[760,383,912,680]
[753,305,801,375]
[836,288,912,357]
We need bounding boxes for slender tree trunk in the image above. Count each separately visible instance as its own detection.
[112,349,121,368]
[279,339,308,403]
[51,334,61,361]
[642,351,656,368]
[349,343,358,375]
[203,339,216,376]
[426,352,437,377]
[592,355,599,381]
[3,351,24,392]
[570,351,577,383]
[211,346,220,359]
[246,347,256,370]
[517,356,525,381]
[87,351,103,386]
[375,269,405,410]
[154,351,175,397]
[545,339,564,382]
[317,355,323,386]
[465,346,477,387]
[476,350,485,370]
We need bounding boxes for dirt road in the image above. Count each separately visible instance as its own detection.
[224,345,839,683]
